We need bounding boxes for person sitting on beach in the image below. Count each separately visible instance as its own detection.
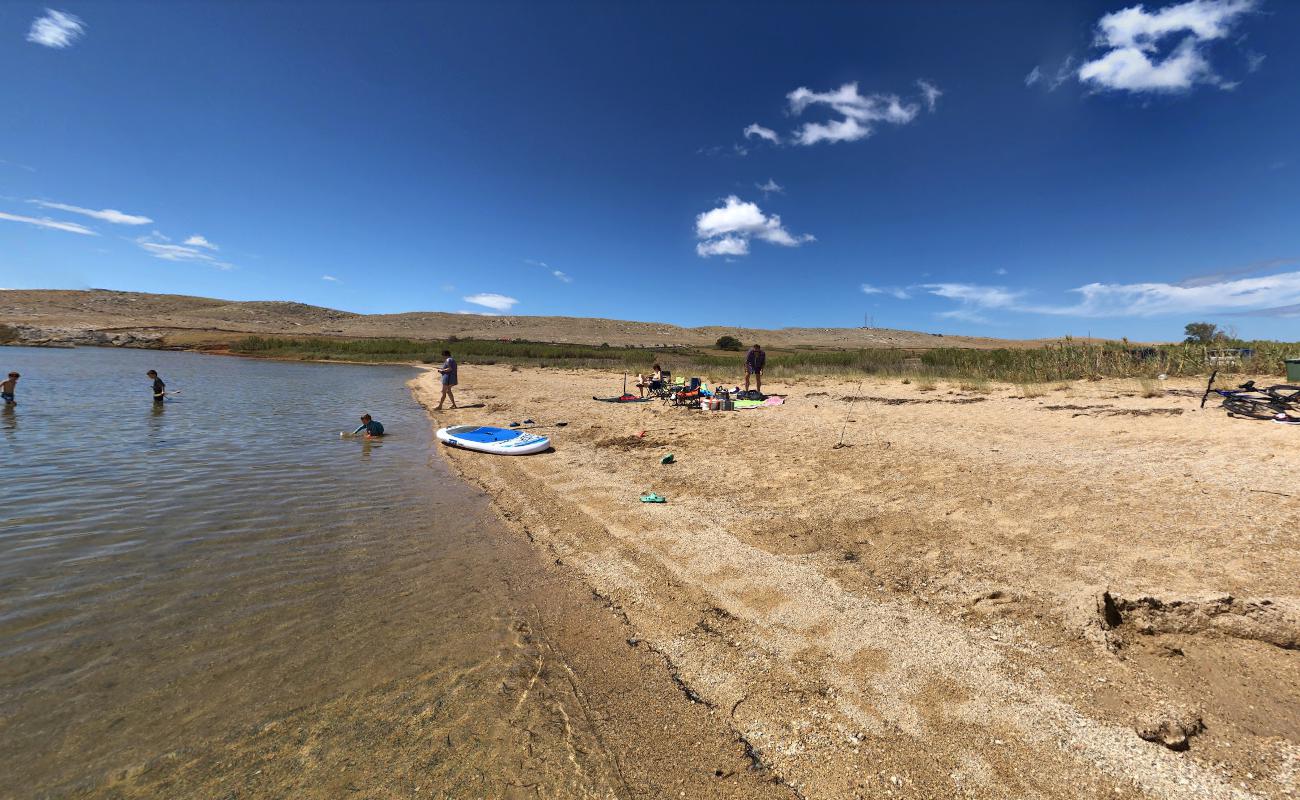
[744,344,766,393]
[352,414,385,438]
[435,349,458,410]
[2,372,18,405]
[146,370,165,403]
[636,364,664,398]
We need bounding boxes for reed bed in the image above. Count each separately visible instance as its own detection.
[227,335,1299,383]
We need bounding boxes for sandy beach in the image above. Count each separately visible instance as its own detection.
[413,365,1300,800]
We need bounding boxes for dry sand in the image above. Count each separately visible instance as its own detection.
[413,365,1300,800]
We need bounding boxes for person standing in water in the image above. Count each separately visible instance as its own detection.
[744,344,765,394]
[435,349,458,410]
[352,413,384,438]
[2,372,19,405]
[146,370,166,403]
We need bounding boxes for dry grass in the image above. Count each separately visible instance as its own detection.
[1138,378,1164,398]
[959,379,992,394]
[1019,384,1048,398]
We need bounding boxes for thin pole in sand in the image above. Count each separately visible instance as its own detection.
[833,380,864,449]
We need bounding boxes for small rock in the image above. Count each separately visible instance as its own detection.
[1135,707,1203,751]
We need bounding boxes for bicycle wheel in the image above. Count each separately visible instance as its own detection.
[1222,395,1286,420]
[1265,384,1300,406]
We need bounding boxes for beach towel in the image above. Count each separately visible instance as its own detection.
[593,394,653,403]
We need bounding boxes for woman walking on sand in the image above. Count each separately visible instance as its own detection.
[435,349,458,410]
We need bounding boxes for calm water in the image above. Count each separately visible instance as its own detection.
[0,347,625,797]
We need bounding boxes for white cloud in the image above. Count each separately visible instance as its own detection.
[924,283,1025,309]
[184,234,218,250]
[527,258,573,283]
[756,178,784,196]
[135,231,234,270]
[995,268,1008,275]
[464,292,518,311]
[861,283,911,300]
[784,81,935,146]
[28,199,151,226]
[27,9,85,48]
[937,308,993,324]
[696,235,749,258]
[322,275,339,282]
[0,160,37,173]
[917,80,942,112]
[1028,57,1077,91]
[1078,0,1256,93]
[1050,57,1077,90]
[454,309,498,316]
[1042,271,1300,317]
[0,210,97,236]
[922,270,1300,319]
[694,195,812,258]
[743,123,780,145]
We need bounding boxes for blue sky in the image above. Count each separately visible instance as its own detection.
[1,0,1297,341]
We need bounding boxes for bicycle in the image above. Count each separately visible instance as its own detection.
[1200,370,1300,421]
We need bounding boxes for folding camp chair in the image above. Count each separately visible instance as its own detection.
[645,370,673,399]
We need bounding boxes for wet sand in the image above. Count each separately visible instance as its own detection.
[414,365,1300,800]
[71,496,790,799]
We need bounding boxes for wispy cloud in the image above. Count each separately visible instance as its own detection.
[924,283,1026,310]
[454,310,499,317]
[134,231,233,270]
[743,123,780,145]
[695,195,813,258]
[183,234,218,250]
[27,9,85,48]
[321,275,339,282]
[917,80,942,112]
[1027,56,1078,91]
[29,199,152,226]
[1078,0,1257,93]
[1176,257,1296,288]
[785,81,935,145]
[860,283,911,300]
[0,210,97,236]
[526,258,574,283]
[937,308,994,324]
[0,160,37,173]
[921,269,1300,320]
[464,292,518,312]
[756,179,784,196]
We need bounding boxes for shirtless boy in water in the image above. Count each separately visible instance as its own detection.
[1,372,18,405]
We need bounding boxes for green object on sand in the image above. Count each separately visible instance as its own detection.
[640,492,666,503]
[660,453,675,464]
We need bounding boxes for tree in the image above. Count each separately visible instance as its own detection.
[716,335,743,351]
[1183,322,1223,344]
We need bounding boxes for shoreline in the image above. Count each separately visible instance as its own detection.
[410,364,1300,799]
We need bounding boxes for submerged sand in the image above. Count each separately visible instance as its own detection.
[414,365,1300,800]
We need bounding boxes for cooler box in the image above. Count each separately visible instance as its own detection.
[1287,358,1300,382]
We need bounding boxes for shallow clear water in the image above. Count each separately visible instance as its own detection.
[0,347,621,797]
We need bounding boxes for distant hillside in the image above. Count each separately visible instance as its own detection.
[2,289,1045,350]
